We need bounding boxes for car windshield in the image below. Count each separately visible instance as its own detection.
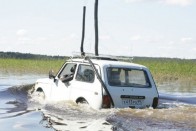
[58,63,77,78]
[107,67,151,88]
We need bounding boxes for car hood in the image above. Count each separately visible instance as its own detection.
[36,78,54,84]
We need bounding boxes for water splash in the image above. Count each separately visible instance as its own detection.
[0,82,195,131]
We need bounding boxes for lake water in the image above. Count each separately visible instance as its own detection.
[0,73,195,131]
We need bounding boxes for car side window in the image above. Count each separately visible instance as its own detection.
[76,64,95,83]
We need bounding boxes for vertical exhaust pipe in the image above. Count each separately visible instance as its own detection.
[80,6,86,56]
[94,0,99,56]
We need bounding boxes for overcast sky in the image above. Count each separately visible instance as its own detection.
[0,0,196,59]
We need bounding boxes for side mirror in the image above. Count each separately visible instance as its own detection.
[61,74,74,83]
[49,70,55,79]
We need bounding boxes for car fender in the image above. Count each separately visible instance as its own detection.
[34,78,54,100]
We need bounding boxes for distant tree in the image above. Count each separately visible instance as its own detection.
[0,51,66,60]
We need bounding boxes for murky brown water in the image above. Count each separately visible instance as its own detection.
[0,74,195,131]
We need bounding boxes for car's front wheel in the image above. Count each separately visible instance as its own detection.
[34,88,45,100]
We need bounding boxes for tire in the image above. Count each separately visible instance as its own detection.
[76,98,88,104]
[35,88,45,100]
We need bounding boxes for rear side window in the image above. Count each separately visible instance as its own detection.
[107,67,151,88]
[76,64,95,83]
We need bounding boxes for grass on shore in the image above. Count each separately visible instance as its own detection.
[133,58,196,84]
[0,58,65,75]
[0,58,195,84]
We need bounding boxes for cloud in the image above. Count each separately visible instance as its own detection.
[129,34,163,43]
[162,0,192,6]
[100,34,111,40]
[124,0,144,3]
[124,0,155,4]
[18,37,31,41]
[16,29,32,44]
[180,37,193,43]
[130,35,142,41]
[70,33,77,39]
[62,33,79,42]
[16,29,27,36]
[124,0,193,6]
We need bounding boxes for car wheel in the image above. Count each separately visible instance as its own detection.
[35,88,45,100]
[76,98,88,104]
[36,91,45,99]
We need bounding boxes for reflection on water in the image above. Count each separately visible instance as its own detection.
[0,73,46,87]
[0,73,196,131]
[158,80,196,94]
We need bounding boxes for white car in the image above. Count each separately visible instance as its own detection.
[34,56,159,109]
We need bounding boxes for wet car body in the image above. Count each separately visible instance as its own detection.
[34,56,159,109]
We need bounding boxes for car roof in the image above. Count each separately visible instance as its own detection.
[68,58,147,69]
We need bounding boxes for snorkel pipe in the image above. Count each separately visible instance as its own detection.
[80,6,86,56]
[80,0,99,56]
[94,0,99,56]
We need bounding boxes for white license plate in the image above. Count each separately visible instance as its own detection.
[122,99,143,105]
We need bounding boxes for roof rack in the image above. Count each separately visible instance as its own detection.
[86,56,118,61]
[71,52,133,62]
[71,52,118,61]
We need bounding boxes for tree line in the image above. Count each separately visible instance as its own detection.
[0,51,195,61]
[0,51,66,60]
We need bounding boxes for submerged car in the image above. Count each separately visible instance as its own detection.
[34,56,159,109]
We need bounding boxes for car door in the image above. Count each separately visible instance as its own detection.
[106,67,154,108]
[70,64,103,109]
[51,63,77,101]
